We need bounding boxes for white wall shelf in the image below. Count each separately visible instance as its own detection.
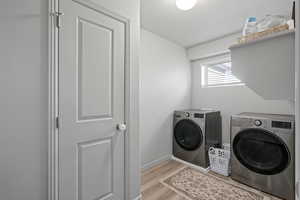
[230,30,295,49]
[230,30,295,100]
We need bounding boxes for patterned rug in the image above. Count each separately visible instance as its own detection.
[160,167,276,200]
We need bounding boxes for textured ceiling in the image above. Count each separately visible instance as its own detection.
[141,0,294,47]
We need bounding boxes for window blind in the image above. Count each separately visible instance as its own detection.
[201,62,243,87]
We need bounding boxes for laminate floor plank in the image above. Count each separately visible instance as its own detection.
[141,160,186,200]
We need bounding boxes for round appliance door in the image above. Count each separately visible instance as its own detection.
[233,128,290,175]
[174,119,203,151]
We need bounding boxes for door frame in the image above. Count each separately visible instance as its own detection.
[48,0,140,200]
[296,1,300,199]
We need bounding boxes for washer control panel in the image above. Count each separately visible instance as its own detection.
[174,112,205,119]
[194,113,204,118]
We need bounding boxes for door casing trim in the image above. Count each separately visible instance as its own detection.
[295,1,300,200]
[48,0,59,199]
[48,0,139,199]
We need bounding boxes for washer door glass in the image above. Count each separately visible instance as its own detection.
[174,119,203,151]
[233,128,290,175]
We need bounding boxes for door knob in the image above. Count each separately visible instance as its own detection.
[117,123,127,131]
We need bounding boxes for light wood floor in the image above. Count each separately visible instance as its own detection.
[141,160,186,200]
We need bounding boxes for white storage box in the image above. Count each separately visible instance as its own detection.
[209,147,230,176]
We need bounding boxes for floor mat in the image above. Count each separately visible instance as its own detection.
[160,167,280,200]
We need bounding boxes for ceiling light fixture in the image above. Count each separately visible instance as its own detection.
[176,0,197,11]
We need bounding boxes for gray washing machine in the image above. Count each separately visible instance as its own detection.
[231,113,295,200]
[173,110,222,168]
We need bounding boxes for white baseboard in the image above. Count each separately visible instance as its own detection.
[132,194,142,200]
[172,156,210,173]
[142,154,172,170]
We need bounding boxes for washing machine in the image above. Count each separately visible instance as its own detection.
[231,112,295,200]
[173,110,222,168]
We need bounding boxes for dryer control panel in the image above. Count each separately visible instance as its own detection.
[272,121,292,129]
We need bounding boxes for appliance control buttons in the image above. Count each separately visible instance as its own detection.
[185,112,190,117]
[254,120,262,126]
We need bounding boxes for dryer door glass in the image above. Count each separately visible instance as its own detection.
[174,119,203,151]
[233,128,290,175]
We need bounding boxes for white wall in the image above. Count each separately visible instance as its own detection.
[192,63,294,143]
[189,33,294,144]
[188,32,241,61]
[191,57,295,145]
[140,29,191,168]
[230,32,295,101]
[0,1,48,200]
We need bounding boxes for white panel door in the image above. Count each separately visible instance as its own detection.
[59,0,126,199]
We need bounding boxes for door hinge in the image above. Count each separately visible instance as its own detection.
[53,12,64,28]
[55,116,60,129]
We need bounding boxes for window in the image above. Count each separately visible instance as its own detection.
[201,61,243,87]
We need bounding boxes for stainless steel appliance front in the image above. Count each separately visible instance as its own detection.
[173,110,222,168]
[231,113,295,200]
